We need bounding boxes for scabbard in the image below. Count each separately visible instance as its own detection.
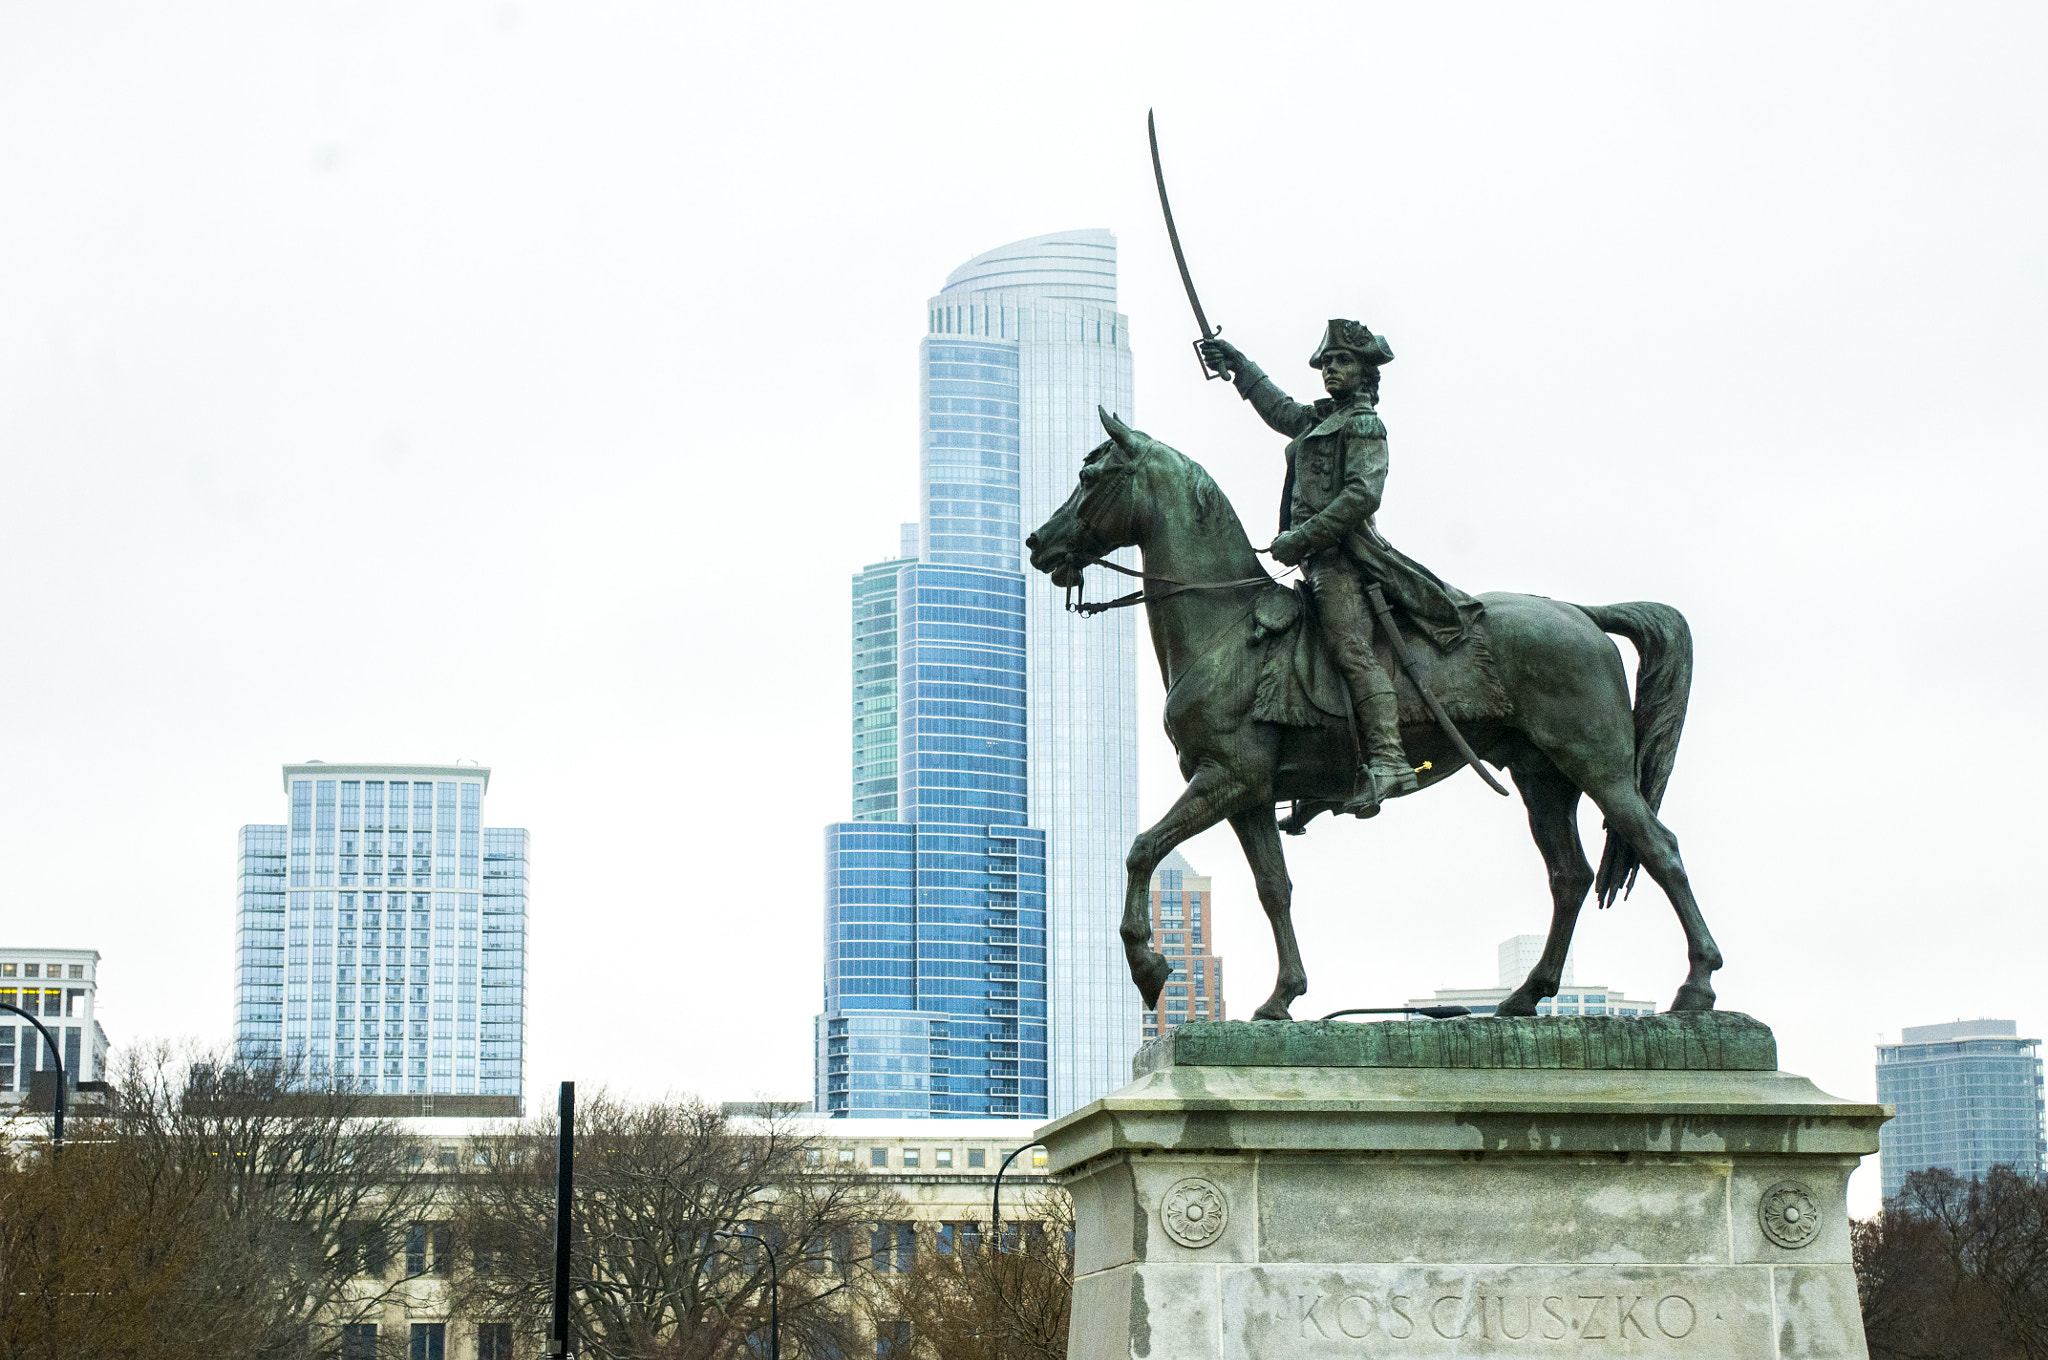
[1365,583,1511,797]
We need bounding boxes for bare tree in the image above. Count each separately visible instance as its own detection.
[449,1091,898,1360]
[1858,1166,2048,1360]
[0,1104,214,1360]
[0,1043,439,1360]
[883,1184,1072,1360]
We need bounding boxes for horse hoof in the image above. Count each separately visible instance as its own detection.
[1495,992,1539,1017]
[1669,984,1717,1012]
[1253,1002,1294,1021]
[1131,951,1172,1009]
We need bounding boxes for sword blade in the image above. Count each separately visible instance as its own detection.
[1148,110,1214,340]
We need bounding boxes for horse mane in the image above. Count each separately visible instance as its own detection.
[1169,445,1245,538]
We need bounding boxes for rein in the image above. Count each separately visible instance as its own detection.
[1062,551,1294,617]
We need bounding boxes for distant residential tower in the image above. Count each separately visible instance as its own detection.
[1143,851,1225,1038]
[236,762,528,1111]
[1877,1019,2045,1200]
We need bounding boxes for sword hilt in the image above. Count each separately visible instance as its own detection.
[1193,330,1230,382]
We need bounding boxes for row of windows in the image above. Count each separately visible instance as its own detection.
[0,989,82,1017]
[290,779,481,834]
[0,962,87,980]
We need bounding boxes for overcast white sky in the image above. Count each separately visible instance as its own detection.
[3,3,2043,1213]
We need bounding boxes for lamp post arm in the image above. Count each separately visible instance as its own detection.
[991,1141,1044,1252]
[0,1001,65,1149]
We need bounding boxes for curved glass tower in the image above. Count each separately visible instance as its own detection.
[819,230,1141,1120]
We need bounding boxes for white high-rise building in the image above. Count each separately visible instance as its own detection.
[925,230,1142,1115]
[236,762,528,1111]
[0,947,109,1104]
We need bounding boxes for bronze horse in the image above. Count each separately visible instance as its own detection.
[1025,410,1721,1021]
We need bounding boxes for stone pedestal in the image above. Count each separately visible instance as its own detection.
[1040,1014,1887,1359]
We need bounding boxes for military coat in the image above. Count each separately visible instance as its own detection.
[1237,369,1482,650]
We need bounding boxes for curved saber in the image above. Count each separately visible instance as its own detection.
[1148,110,1229,381]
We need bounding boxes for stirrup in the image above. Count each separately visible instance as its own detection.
[1341,771,1384,819]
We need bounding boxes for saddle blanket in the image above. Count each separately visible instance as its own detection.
[1248,583,1512,729]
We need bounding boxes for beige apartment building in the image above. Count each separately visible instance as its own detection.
[1143,850,1224,1038]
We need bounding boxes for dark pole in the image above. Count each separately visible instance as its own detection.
[990,1141,1043,1252]
[713,1231,780,1360]
[0,1002,65,1149]
[548,1080,575,1358]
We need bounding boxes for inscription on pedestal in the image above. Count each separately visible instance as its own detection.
[1224,1265,1775,1357]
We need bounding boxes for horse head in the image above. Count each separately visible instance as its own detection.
[1027,408,1165,589]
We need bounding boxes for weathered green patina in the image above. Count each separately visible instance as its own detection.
[1025,411,1721,1023]
[1136,1014,1777,1075]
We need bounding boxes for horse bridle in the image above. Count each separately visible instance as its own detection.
[1063,453,1288,618]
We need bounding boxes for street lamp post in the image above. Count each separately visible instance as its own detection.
[547,1080,575,1359]
[710,1229,780,1360]
[0,1002,65,1149]
[990,1141,1044,1252]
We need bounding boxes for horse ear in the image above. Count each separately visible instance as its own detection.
[1098,406,1136,449]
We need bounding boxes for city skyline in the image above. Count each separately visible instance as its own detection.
[5,8,2043,1225]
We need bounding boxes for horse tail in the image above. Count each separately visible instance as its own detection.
[1574,601,1693,907]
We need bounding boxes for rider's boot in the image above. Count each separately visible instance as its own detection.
[1343,690,1419,818]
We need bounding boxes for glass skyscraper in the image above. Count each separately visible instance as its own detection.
[236,762,527,1112]
[1876,1018,2046,1200]
[818,230,1140,1119]
[819,564,1049,1118]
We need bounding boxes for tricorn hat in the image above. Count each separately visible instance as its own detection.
[1308,318,1395,369]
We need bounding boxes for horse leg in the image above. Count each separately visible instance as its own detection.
[1228,805,1307,1020]
[1582,777,1722,1011]
[1121,763,1251,1009]
[1496,756,1594,1017]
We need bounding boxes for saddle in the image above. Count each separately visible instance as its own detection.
[1247,582,1511,729]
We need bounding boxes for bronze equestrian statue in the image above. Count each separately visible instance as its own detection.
[1024,338,1719,1021]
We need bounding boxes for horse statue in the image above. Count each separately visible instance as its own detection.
[1025,409,1722,1022]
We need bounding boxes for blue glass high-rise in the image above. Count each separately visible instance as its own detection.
[820,563,1048,1118]
[1877,1019,2046,1200]
[818,229,1139,1119]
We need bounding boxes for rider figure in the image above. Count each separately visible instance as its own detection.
[1201,321,1483,817]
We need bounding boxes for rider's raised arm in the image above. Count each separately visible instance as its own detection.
[1290,412,1389,556]
[1230,360,1317,438]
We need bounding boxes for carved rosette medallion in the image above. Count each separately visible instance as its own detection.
[1160,1177,1229,1249]
[1759,1180,1820,1249]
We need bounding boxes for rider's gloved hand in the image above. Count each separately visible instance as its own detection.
[1197,338,1244,380]
[1268,529,1311,566]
